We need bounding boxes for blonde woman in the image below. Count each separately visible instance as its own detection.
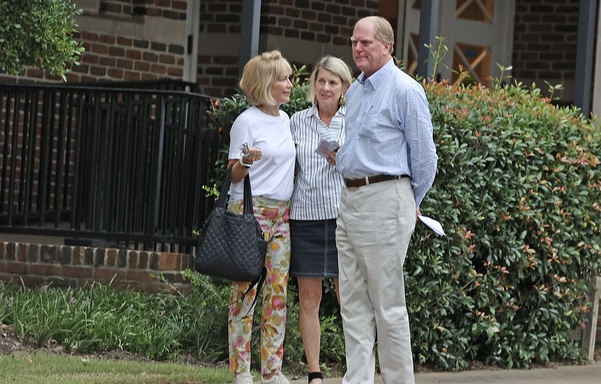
[289,56,353,384]
[227,50,296,384]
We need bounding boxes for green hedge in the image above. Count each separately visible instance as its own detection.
[209,71,601,370]
[410,80,601,369]
[0,0,84,80]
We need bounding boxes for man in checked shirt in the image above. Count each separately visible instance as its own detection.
[335,16,438,384]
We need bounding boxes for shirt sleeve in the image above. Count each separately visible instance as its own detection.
[404,88,438,207]
[229,114,254,160]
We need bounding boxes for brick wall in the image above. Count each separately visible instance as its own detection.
[66,31,186,83]
[0,0,187,84]
[71,0,188,83]
[259,0,373,45]
[0,1,584,100]
[0,242,193,294]
[512,0,579,101]
[197,0,378,97]
[99,0,187,19]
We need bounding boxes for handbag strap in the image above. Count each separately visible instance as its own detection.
[241,266,267,315]
[242,172,253,215]
[217,164,254,215]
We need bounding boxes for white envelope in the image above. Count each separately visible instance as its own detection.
[315,139,340,158]
[418,215,446,236]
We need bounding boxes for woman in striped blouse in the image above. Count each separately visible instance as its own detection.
[289,56,353,384]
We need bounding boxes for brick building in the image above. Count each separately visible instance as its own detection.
[0,0,598,117]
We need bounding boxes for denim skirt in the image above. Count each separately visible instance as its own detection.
[289,219,338,278]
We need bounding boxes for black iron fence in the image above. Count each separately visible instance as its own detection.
[0,81,221,252]
[76,79,199,92]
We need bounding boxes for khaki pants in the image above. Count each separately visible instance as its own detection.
[336,178,416,384]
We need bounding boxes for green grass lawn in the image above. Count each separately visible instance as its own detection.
[0,352,236,384]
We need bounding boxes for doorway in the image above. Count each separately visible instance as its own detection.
[400,0,515,86]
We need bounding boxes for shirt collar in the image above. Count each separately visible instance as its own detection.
[357,58,395,89]
[307,104,346,120]
[308,104,320,119]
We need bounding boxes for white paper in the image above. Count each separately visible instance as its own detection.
[418,215,446,236]
[315,139,340,158]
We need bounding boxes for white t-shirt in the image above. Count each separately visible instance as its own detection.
[228,106,296,202]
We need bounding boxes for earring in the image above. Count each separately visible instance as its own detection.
[339,94,346,106]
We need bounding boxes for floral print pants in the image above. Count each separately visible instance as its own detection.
[228,196,291,375]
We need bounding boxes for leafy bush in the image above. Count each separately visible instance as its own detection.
[207,66,601,371]
[0,0,84,80]
[410,79,601,369]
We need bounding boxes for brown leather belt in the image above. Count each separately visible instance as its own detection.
[344,174,409,188]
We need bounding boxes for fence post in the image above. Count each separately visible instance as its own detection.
[147,95,167,250]
[582,276,601,361]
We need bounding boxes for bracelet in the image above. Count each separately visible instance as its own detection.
[239,157,252,168]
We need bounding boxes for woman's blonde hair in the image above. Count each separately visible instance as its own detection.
[306,56,353,105]
[239,50,292,106]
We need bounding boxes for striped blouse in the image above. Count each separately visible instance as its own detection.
[290,105,346,220]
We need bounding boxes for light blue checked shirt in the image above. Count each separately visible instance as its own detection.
[336,59,438,207]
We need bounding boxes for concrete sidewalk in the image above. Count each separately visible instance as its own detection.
[286,361,601,384]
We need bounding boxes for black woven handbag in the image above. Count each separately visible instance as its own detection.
[195,164,267,284]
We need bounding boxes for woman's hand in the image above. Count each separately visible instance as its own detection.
[323,148,337,166]
[230,145,263,183]
[244,146,263,162]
